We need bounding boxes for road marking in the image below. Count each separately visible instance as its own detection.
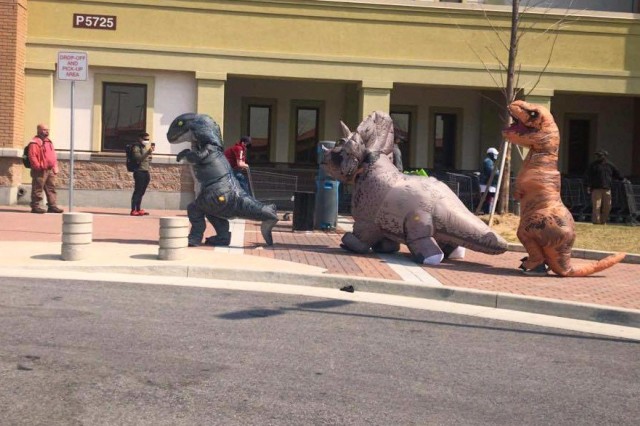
[338,215,443,286]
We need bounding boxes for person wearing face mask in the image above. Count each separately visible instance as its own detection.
[130,132,154,216]
[27,123,63,214]
[479,147,500,214]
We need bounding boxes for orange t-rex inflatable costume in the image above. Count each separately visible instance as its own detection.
[503,100,625,276]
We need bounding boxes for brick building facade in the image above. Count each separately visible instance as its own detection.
[0,0,27,188]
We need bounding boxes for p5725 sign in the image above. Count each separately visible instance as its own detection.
[73,14,116,30]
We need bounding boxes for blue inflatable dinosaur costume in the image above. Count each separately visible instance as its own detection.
[167,113,279,246]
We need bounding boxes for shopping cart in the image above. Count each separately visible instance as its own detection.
[245,168,298,219]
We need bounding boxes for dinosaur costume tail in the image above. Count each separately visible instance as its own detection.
[548,252,626,277]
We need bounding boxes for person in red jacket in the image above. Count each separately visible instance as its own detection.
[27,124,63,214]
[224,136,252,194]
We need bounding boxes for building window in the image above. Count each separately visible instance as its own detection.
[102,83,147,152]
[247,105,271,164]
[390,111,411,166]
[433,113,457,170]
[295,107,320,165]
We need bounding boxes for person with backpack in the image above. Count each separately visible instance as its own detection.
[27,123,63,214]
[129,132,154,216]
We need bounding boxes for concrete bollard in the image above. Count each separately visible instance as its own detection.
[61,212,93,261]
[158,216,189,260]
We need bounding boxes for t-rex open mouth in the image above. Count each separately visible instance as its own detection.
[505,115,537,136]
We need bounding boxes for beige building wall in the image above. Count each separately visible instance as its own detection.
[1,0,639,207]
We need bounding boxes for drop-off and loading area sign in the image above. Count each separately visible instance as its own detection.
[57,51,88,81]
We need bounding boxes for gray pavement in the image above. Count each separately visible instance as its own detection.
[2,276,638,425]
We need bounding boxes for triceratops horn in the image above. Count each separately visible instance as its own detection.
[340,121,351,138]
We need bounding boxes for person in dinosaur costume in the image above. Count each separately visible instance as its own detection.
[503,100,625,276]
[321,111,508,265]
[166,113,278,246]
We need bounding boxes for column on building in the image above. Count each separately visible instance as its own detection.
[11,64,56,204]
[196,72,226,134]
[193,72,227,196]
[358,81,393,120]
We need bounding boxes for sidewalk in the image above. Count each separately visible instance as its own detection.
[1,205,639,327]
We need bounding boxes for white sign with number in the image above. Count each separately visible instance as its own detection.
[57,51,88,81]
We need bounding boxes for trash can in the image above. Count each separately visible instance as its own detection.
[314,141,339,230]
[293,191,315,231]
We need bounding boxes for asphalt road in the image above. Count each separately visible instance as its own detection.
[1,277,638,425]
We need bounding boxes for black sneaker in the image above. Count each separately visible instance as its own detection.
[204,234,232,246]
[47,206,64,213]
[31,207,46,214]
[521,263,549,276]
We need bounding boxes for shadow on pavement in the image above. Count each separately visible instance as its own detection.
[93,238,158,245]
[216,301,640,343]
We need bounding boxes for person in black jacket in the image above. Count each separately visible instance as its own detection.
[130,132,154,216]
[584,150,626,224]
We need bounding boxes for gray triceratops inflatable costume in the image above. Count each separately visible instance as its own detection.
[167,113,278,246]
[321,111,507,265]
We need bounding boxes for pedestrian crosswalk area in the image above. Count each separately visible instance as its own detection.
[211,217,442,286]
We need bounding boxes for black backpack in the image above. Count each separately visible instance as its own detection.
[22,143,34,168]
[125,143,139,172]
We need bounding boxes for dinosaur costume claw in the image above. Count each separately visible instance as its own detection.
[503,101,625,276]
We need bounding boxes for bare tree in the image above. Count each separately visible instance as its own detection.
[468,1,574,224]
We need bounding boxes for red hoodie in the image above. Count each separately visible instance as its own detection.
[27,136,58,171]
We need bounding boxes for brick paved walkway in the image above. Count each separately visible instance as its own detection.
[1,206,639,310]
[250,221,640,310]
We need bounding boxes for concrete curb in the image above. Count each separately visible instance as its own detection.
[507,243,640,264]
[14,264,640,329]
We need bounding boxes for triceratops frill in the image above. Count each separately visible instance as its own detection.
[321,111,507,265]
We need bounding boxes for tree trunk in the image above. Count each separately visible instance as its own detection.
[494,0,519,218]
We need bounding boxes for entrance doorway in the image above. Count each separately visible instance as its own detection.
[432,112,458,170]
[565,116,595,176]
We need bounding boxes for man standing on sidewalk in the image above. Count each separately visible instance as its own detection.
[585,149,626,225]
[27,123,63,214]
[130,132,154,216]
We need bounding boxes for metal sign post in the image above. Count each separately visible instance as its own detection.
[57,51,88,212]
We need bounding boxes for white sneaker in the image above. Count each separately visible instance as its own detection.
[423,253,444,265]
[448,246,466,260]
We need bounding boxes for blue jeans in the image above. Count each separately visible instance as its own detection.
[234,170,251,195]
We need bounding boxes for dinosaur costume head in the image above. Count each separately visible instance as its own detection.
[342,110,395,155]
[322,137,366,184]
[323,111,395,184]
[167,113,223,148]
[503,100,559,154]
